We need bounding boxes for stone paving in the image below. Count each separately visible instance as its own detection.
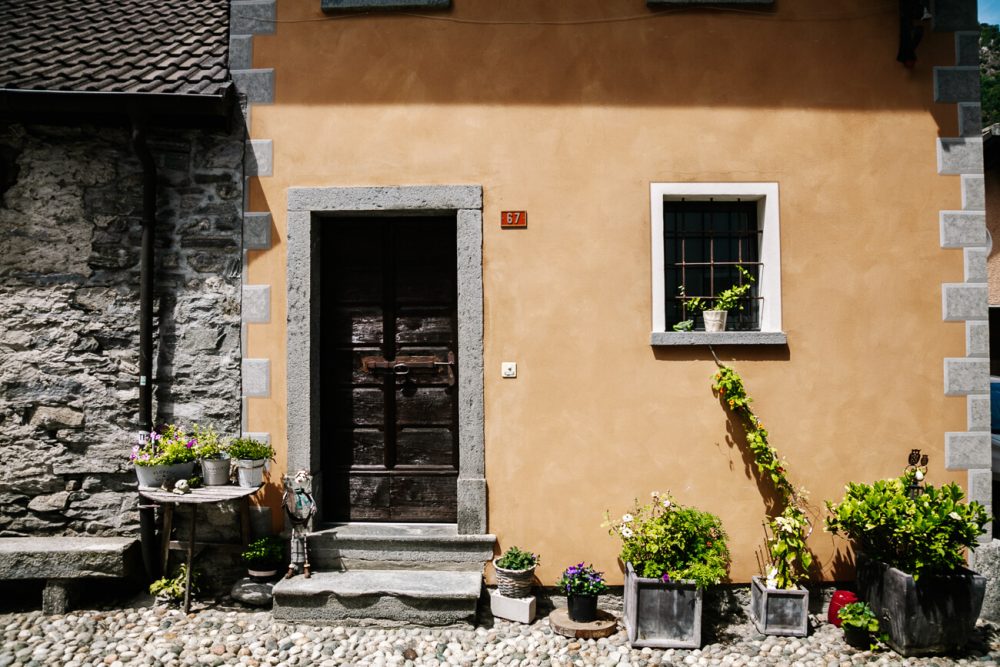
[0,604,998,667]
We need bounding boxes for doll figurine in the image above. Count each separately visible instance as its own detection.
[282,469,316,578]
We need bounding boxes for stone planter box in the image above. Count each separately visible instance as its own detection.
[856,554,986,656]
[623,562,702,649]
[749,576,808,637]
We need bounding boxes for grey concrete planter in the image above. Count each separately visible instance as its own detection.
[623,563,702,649]
[856,554,986,656]
[749,576,808,637]
[134,462,195,488]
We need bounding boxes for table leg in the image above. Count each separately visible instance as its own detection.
[183,505,197,614]
[161,504,173,573]
[240,496,251,547]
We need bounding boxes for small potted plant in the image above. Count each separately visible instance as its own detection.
[130,424,198,488]
[193,424,230,486]
[493,546,539,598]
[557,563,608,622]
[677,266,755,332]
[241,536,285,579]
[606,491,730,648]
[227,437,275,488]
[826,468,991,656]
[837,601,882,650]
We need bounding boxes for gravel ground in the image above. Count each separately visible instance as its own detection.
[0,606,997,667]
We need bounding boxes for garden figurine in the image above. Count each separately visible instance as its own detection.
[283,469,316,579]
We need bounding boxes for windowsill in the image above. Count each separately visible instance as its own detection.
[650,331,787,346]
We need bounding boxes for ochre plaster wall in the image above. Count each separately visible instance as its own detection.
[245,0,967,584]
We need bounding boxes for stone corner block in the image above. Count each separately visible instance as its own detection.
[968,394,991,431]
[964,247,988,283]
[956,32,980,66]
[242,358,271,398]
[229,35,254,71]
[971,539,1000,621]
[231,69,274,105]
[244,212,273,251]
[938,137,984,175]
[231,0,276,35]
[959,102,982,138]
[246,139,273,178]
[933,66,979,104]
[242,284,271,324]
[931,1,979,33]
[962,174,986,211]
[944,432,990,470]
[944,357,988,396]
[489,591,536,624]
[942,283,987,321]
[940,210,986,248]
[241,431,271,445]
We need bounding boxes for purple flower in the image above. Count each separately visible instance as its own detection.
[150,431,162,442]
[661,573,671,583]
[186,438,196,449]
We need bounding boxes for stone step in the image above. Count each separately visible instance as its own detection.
[272,569,482,625]
[307,524,495,571]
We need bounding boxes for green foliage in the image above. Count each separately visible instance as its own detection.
[496,546,539,571]
[606,493,731,590]
[712,366,812,589]
[556,563,609,597]
[193,423,226,460]
[228,437,275,461]
[982,23,1000,126]
[679,266,755,316]
[149,563,200,602]
[825,471,990,579]
[241,536,285,569]
[130,424,198,467]
[837,602,879,633]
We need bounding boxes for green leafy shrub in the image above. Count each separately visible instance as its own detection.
[130,424,198,467]
[837,601,879,633]
[825,471,990,579]
[149,563,200,602]
[606,492,730,590]
[228,437,275,461]
[679,265,755,314]
[495,546,538,571]
[193,423,226,460]
[241,536,285,569]
[556,563,608,597]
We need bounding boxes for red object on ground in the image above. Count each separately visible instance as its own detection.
[828,590,859,627]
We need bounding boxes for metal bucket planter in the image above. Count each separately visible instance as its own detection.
[749,576,809,637]
[623,563,702,649]
[493,559,536,598]
[200,458,231,486]
[856,554,986,656]
[236,459,266,488]
[134,462,195,488]
[702,310,727,332]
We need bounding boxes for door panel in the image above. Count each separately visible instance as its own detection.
[320,217,459,522]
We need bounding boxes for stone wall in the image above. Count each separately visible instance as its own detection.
[0,119,244,538]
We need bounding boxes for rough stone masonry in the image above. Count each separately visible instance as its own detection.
[0,120,244,538]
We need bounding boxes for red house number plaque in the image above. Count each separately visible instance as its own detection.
[501,211,527,228]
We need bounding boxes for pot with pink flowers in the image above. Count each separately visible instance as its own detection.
[130,424,198,488]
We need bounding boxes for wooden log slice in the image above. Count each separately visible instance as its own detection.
[548,608,618,639]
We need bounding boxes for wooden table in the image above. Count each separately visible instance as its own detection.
[138,485,261,612]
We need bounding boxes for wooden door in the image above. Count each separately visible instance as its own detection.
[320,217,459,522]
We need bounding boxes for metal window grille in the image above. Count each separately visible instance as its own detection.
[664,200,762,331]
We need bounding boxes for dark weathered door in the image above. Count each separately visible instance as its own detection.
[320,217,459,522]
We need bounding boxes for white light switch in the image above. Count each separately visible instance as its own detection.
[501,362,517,378]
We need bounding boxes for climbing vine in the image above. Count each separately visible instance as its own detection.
[712,366,812,590]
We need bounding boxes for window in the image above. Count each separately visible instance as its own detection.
[650,183,784,344]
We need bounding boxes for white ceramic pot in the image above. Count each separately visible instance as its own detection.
[703,310,727,333]
[134,462,196,488]
[236,459,266,487]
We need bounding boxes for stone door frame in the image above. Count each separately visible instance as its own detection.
[285,186,486,534]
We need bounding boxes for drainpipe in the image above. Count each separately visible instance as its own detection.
[130,115,161,581]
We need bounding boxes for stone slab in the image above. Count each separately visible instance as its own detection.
[0,537,138,579]
[549,608,618,639]
[322,0,449,10]
[287,185,482,212]
[650,331,787,345]
[308,524,495,571]
[490,591,536,624]
[972,539,1000,622]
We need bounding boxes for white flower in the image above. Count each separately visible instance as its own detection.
[662,500,671,509]
[765,565,778,589]
[621,526,634,538]
[622,513,634,523]
[949,511,962,521]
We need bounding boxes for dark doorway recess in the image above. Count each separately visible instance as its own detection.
[320,216,459,522]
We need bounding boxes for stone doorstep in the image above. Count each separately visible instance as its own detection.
[272,570,482,625]
[307,524,496,570]
[0,537,139,579]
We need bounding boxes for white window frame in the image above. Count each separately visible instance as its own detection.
[650,182,785,345]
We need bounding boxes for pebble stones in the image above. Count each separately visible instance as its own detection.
[549,608,618,639]
[230,578,273,607]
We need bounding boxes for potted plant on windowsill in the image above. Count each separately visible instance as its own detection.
[130,424,198,488]
[193,424,230,486]
[556,562,608,623]
[241,536,285,579]
[227,437,275,488]
[676,266,755,333]
[825,468,991,656]
[605,492,730,649]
